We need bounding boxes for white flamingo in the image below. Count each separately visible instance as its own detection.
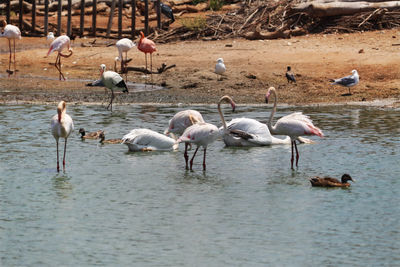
[46,35,73,80]
[218,95,312,147]
[115,38,135,74]
[122,128,178,152]
[177,122,220,171]
[51,101,74,172]
[165,109,205,165]
[99,64,129,112]
[265,87,324,169]
[0,19,21,76]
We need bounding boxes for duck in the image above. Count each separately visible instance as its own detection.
[99,132,122,144]
[79,128,103,139]
[309,174,355,187]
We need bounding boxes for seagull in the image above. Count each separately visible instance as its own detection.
[215,58,226,80]
[330,69,359,95]
[286,66,296,83]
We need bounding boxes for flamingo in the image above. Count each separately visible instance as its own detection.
[215,58,226,80]
[99,64,129,112]
[46,35,73,80]
[286,66,296,84]
[122,128,178,151]
[218,95,313,147]
[51,101,74,172]
[137,31,156,83]
[177,122,220,171]
[165,109,205,167]
[265,87,324,169]
[0,19,21,76]
[115,38,136,75]
[330,69,359,95]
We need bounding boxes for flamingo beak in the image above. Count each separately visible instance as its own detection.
[265,97,269,104]
[231,102,236,112]
[58,113,61,123]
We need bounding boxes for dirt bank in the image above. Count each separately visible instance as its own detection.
[1,29,400,106]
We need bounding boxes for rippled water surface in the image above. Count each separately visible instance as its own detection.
[0,104,399,266]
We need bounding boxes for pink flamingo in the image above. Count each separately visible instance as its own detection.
[51,101,74,172]
[0,20,21,76]
[137,31,156,83]
[46,35,73,80]
[265,87,324,169]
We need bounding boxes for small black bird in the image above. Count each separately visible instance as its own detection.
[286,66,296,83]
[160,2,175,23]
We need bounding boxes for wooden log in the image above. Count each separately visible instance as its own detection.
[290,1,400,17]
[243,25,307,40]
[126,63,176,74]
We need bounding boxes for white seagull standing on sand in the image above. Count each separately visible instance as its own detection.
[215,58,226,80]
[330,69,359,95]
[0,19,21,76]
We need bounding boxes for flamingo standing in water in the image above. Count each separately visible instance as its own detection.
[115,38,136,76]
[46,35,73,80]
[165,109,205,167]
[51,101,74,172]
[265,87,324,169]
[100,64,129,112]
[0,20,21,76]
[137,31,156,83]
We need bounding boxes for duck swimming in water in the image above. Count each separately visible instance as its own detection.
[99,132,122,144]
[79,128,104,139]
[309,174,355,187]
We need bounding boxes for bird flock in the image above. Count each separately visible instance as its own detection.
[0,20,356,186]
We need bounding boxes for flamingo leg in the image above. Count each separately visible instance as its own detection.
[290,140,295,169]
[150,53,153,85]
[8,39,11,76]
[190,146,200,171]
[184,143,189,170]
[124,51,128,81]
[202,148,207,171]
[63,138,67,170]
[294,140,299,167]
[13,39,16,74]
[56,140,60,172]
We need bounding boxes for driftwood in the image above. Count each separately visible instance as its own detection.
[243,25,307,40]
[126,63,176,74]
[290,1,400,17]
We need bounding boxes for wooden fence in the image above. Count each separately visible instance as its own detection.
[2,0,162,38]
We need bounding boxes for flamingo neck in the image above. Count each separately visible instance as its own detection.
[218,96,231,130]
[267,89,278,134]
[57,109,63,123]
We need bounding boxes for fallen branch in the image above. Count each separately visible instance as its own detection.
[126,63,176,74]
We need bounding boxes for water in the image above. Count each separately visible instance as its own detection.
[0,104,399,266]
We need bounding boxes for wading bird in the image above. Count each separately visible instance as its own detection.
[115,38,136,75]
[51,101,74,172]
[0,20,21,76]
[122,128,178,151]
[286,66,296,84]
[310,174,355,187]
[215,58,226,80]
[46,35,73,80]
[99,64,129,112]
[165,109,205,166]
[265,87,324,169]
[330,69,359,95]
[137,31,156,83]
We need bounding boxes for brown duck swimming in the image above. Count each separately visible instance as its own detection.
[99,132,122,144]
[79,128,103,139]
[309,174,355,187]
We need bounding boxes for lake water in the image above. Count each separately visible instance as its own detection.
[0,103,399,266]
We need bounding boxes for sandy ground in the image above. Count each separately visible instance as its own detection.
[1,28,400,107]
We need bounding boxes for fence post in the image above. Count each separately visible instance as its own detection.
[156,0,161,29]
[80,0,85,37]
[131,0,136,39]
[19,0,23,31]
[106,0,116,37]
[32,0,36,33]
[118,0,122,38]
[6,0,10,24]
[144,0,149,35]
[57,0,62,35]
[67,0,72,36]
[92,0,97,36]
[44,0,49,35]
